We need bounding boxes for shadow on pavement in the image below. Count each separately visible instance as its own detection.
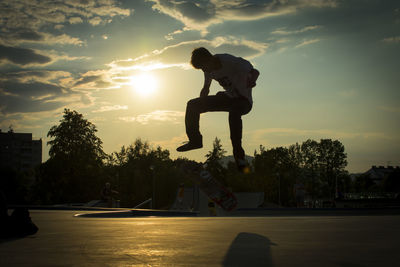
[222,232,276,267]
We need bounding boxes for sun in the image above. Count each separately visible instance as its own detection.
[129,72,158,97]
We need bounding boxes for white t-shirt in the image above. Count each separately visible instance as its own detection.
[205,54,254,104]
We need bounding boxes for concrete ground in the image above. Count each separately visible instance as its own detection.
[1,210,399,266]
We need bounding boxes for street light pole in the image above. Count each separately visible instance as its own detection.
[277,173,281,207]
[150,165,155,209]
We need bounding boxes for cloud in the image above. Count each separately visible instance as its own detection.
[119,116,136,123]
[0,45,52,66]
[0,0,131,29]
[0,0,130,47]
[0,30,85,46]
[69,16,83,24]
[0,70,71,83]
[382,36,400,44]
[165,29,184,40]
[93,105,128,113]
[271,25,322,35]
[0,94,65,115]
[0,81,64,99]
[0,70,92,115]
[295,38,321,48]
[54,24,64,30]
[89,17,103,26]
[149,0,337,35]
[119,110,184,125]
[110,37,268,71]
[72,70,116,90]
[0,45,89,67]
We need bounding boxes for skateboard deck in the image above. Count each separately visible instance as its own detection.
[181,162,238,212]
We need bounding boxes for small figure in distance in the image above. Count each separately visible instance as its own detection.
[177,183,185,210]
[101,182,119,208]
[177,47,259,172]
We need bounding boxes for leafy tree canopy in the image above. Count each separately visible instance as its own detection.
[47,109,105,164]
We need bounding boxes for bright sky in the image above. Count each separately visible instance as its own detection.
[0,0,399,173]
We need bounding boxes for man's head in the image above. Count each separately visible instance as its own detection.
[191,47,213,71]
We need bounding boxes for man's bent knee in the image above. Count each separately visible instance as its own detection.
[187,98,200,110]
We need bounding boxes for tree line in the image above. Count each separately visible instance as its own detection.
[1,109,398,208]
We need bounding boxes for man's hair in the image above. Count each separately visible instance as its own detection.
[191,47,212,69]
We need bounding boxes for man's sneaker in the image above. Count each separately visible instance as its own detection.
[177,139,203,152]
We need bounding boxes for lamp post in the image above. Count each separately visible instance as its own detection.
[150,165,155,209]
[276,172,281,207]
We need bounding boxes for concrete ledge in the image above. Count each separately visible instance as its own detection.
[74,209,198,218]
[8,205,128,211]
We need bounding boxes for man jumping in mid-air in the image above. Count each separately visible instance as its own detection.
[177,47,259,172]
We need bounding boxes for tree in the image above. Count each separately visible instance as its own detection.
[47,109,105,163]
[317,139,347,199]
[252,139,348,207]
[106,138,179,208]
[34,109,106,203]
[205,137,227,184]
[254,146,298,206]
[299,139,348,202]
[301,139,320,205]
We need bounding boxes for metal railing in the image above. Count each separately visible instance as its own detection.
[134,198,152,209]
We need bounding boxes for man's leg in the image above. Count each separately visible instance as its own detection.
[229,112,246,170]
[177,94,233,152]
[228,98,252,171]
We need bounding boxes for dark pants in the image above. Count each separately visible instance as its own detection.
[185,92,252,162]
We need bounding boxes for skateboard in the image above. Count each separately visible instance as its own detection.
[180,162,238,212]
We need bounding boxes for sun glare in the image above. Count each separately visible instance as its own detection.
[130,72,158,97]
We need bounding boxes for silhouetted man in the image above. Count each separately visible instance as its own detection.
[177,47,259,172]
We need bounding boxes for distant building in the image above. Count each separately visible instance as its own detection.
[0,129,42,172]
[364,165,400,185]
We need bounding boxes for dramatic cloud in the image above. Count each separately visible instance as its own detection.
[110,37,268,71]
[0,81,64,99]
[0,45,88,67]
[149,0,337,35]
[0,30,85,46]
[0,95,65,115]
[0,70,71,83]
[119,110,184,125]
[0,0,131,46]
[0,70,93,115]
[0,45,52,66]
[0,0,131,29]
[72,70,116,90]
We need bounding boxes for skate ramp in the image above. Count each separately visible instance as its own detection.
[170,186,264,216]
[170,187,199,211]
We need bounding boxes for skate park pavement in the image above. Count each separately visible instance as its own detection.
[1,209,400,266]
